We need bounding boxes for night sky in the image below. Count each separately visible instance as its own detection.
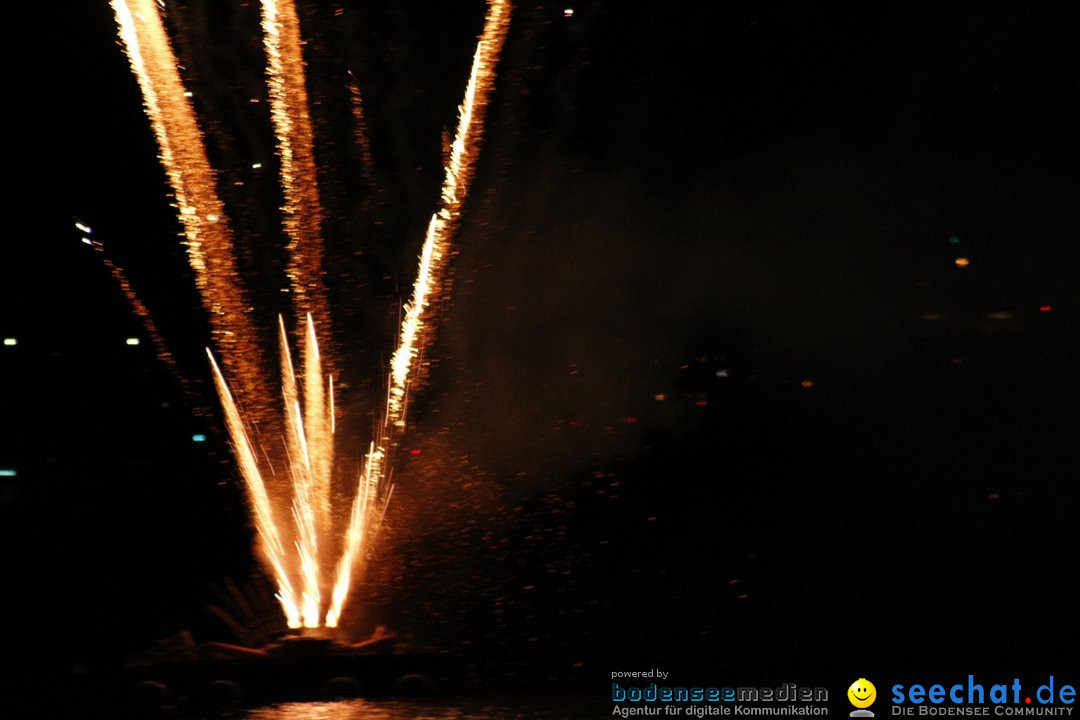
[5,0,1079,701]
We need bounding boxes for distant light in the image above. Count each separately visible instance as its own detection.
[409,448,422,455]
[715,369,729,377]
[75,222,92,234]
[624,417,638,424]
[251,162,263,169]
[183,91,193,98]
[126,337,141,346]
[2,338,16,346]
[564,7,574,17]
[919,312,946,321]
[695,400,708,407]
[985,311,1015,320]
[654,393,666,401]
[1039,305,1053,313]
[206,214,219,223]
[192,434,207,443]
[948,235,960,245]
[81,237,94,246]
[801,380,814,388]
[954,257,971,268]
[0,469,15,477]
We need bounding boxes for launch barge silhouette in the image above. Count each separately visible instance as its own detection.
[124,626,455,707]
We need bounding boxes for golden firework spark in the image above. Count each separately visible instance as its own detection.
[260,0,333,353]
[277,316,324,628]
[301,315,334,562]
[327,0,512,625]
[111,0,270,422]
[115,0,512,628]
[384,0,513,432]
[84,233,192,401]
[208,350,302,627]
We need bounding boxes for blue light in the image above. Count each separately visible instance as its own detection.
[192,434,207,443]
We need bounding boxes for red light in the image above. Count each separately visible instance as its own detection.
[1039,305,1052,313]
[624,417,638,424]
[409,449,422,455]
[695,400,708,407]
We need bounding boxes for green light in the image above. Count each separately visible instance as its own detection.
[948,236,960,245]
[126,337,141,346]
[192,434,207,443]
[0,469,16,477]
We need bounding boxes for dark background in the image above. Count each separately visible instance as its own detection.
[4,0,1078,697]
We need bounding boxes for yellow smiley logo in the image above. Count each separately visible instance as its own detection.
[848,679,877,709]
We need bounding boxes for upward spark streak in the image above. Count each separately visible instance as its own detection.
[302,315,333,556]
[384,0,512,432]
[278,317,322,627]
[260,0,333,351]
[112,0,270,421]
[90,241,193,402]
[118,0,511,629]
[326,0,513,627]
[209,351,301,627]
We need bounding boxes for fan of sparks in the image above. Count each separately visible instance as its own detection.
[112,0,512,628]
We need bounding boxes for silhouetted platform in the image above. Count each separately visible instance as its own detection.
[123,627,454,706]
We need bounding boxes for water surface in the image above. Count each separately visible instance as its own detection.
[242,697,594,720]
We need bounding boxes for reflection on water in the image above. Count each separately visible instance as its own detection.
[243,697,591,720]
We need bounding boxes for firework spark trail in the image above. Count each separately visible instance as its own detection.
[302,315,334,566]
[291,453,321,628]
[325,0,513,627]
[384,0,512,432]
[277,317,322,627]
[112,0,270,421]
[260,0,333,353]
[346,71,379,209]
[325,446,391,628]
[209,350,302,628]
[87,237,196,405]
[119,0,509,629]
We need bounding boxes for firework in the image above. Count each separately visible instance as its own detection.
[208,350,302,628]
[80,226,194,403]
[115,0,512,628]
[260,0,333,353]
[111,0,271,423]
[326,0,512,625]
[384,0,513,432]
